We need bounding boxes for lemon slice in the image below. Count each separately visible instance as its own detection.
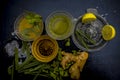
[102,25,116,40]
[82,13,97,23]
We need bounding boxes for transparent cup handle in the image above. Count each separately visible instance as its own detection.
[86,8,98,15]
[86,8,108,23]
[73,18,78,26]
[11,31,19,39]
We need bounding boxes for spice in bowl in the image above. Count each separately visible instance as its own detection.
[32,35,59,62]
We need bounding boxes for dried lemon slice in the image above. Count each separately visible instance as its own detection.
[102,25,116,40]
[82,13,97,23]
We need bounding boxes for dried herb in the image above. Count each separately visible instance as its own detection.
[38,39,54,56]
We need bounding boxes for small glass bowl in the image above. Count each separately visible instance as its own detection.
[14,12,44,41]
[45,11,74,40]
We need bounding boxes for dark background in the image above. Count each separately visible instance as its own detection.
[0,0,120,80]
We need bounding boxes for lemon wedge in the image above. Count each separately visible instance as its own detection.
[102,25,116,40]
[82,13,97,23]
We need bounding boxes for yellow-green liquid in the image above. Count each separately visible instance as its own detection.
[52,20,68,35]
[49,15,70,36]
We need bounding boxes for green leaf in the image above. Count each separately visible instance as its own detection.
[65,41,70,46]
[34,14,41,18]
[60,70,64,76]
[65,38,70,46]
[65,62,72,69]
[64,71,69,77]
[72,50,77,55]
[50,72,57,80]
[25,11,42,25]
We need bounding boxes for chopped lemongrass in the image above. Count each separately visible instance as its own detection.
[77,29,96,44]
[75,31,89,50]
[14,47,19,70]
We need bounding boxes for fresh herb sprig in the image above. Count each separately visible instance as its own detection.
[25,11,42,25]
